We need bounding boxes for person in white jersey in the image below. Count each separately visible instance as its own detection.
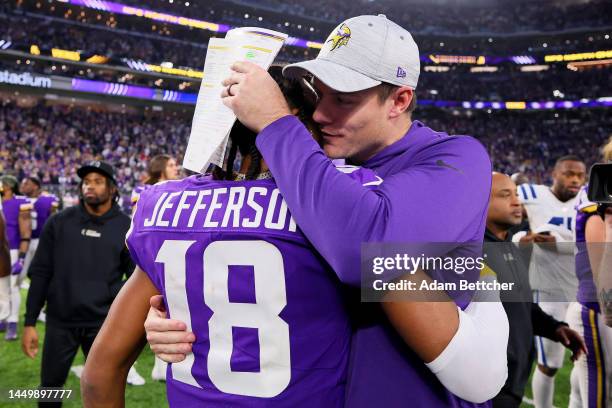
[513,155,586,408]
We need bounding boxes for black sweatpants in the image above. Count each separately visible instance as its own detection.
[39,324,100,407]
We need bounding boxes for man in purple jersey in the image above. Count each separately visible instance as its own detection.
[147,15,508,407]
[567,138,612,408]
[0,199,11,321]
[0,175,32,340]
[20,176,59,279]
[81,75,375,406]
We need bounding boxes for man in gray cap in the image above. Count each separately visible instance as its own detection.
[22,161,138,406]
[146,15,507,406]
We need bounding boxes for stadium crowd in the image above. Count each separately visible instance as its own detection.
[0,99,609,210]
[0,101,190,209]
[420,109,612,184]
[88,0,612,35]
[6,0,610,67]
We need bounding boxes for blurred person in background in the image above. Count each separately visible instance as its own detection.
[0,175,32,341]
[513,155,586,408]
[0,193,12,322]
[20,176,60,279]
[21,161,141,407]
[131,154,180,210]
[485,172,585,408]
[129,153,180,382]
[568,137,612,408]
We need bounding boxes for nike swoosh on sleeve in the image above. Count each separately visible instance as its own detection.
[436,159,463,174]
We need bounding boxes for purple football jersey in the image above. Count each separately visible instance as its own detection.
[127,175,356,407]
[2,196,32,250]
[31,193,60,239]
[574,185,599,310]
[257,116,493,407]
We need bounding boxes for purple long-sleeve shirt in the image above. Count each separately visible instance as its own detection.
[256,115,493,407]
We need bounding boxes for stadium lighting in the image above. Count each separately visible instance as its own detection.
[520,65,549,72]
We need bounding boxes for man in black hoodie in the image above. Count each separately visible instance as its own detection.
[486,172,586,408]
[21,161,134,407]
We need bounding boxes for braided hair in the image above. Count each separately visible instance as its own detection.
[212,65,314,181]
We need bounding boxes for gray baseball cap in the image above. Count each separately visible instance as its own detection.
[283,14,420,93]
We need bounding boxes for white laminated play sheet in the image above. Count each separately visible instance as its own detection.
[183,27,288,173]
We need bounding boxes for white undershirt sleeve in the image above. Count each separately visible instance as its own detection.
[425,301,509,403]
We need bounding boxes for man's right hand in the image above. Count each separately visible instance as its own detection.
[144,295,195,363]
[22,326,39,359]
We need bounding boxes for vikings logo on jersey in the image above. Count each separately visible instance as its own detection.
[327,23,351,51]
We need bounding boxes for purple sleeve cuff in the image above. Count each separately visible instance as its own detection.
[257,115,308,145]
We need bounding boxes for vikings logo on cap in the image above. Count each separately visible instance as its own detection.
[327,23,351,51]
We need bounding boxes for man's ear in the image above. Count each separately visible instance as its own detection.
[388,87,413,119]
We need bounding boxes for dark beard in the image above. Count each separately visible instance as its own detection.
[558,189,578,202]
[84,195,108,208]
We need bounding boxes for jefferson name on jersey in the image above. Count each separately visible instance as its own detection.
[136,181,297,234]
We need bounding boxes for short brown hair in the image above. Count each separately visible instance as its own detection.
[376,83,416,114]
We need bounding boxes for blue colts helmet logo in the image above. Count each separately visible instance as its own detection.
[327,23,351,51]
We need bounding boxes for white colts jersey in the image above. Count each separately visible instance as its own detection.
[519,183,579,300]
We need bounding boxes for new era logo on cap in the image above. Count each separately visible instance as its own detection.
[396,67,406,78]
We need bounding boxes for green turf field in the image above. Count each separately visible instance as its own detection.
[0,289,167,407]
[1,288,576,407]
